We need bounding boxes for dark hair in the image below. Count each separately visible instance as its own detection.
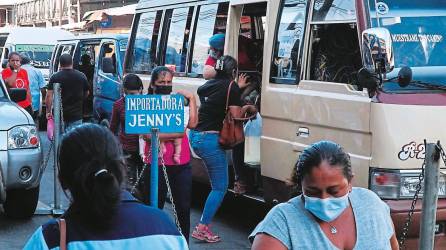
[123,73,143,91]
[20,53,31,65]
[8,52,20,61]
[215,55,237,79]
[289,141,353,196]
[148,66,173,94]
[59,53,73,67]
[58,124,125,230]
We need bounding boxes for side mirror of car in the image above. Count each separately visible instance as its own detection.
[2,59,8,69]
[102,57,116,74]
[9,88,27,103]
[361,27,394,75]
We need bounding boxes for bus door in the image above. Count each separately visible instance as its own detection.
[226,0,267,194]
[93,39,122,124]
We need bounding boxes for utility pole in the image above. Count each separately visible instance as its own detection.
[58,0,63,26]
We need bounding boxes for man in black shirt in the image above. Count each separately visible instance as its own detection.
[46,53,89,130]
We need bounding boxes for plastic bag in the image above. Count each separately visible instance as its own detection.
[244,113,262,165]
[47,118,54,141]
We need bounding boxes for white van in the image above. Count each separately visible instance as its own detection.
[0,27,74,82]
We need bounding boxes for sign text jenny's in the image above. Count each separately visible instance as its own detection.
[125,95,185,134]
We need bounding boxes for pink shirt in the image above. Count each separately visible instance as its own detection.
[142,134,191,166]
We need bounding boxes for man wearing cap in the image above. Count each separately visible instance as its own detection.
[203,33,225,80]
[21,53,46,120]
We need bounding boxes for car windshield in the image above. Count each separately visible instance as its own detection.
[370,1,446,92]
[15,44,53,69]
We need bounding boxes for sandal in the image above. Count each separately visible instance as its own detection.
[191,224,221,243]
[234,181,247,196]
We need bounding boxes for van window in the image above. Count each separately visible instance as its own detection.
[271,0,308,84]
[312,0,356,22]
[127,11,163,74]
[163,7,194,73]
[53,44,75,72]
[79,43,100,81]
[190,3,229,75]
[100,42,117,76]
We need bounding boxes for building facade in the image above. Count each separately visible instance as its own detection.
[14,0,137,27]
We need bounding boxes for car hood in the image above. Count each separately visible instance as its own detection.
[0,100,30,130]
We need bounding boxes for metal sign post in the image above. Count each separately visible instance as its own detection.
[150,128,159,207]
[419,143,440,250]
[35,82,65,216]
[53,82,63,214]
[125,94,185,208]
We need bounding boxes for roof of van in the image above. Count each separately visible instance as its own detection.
[5,27,74,45]
[136,0,206,10]
[57,33,129,42]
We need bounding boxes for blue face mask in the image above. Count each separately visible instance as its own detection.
[304,192,350,222]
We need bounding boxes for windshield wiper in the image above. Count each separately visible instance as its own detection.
[384,66,446,91]
[404,81,446,91]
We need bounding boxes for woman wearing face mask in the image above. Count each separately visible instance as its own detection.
[250,141,399,250]
[110,74,144,197]
[189,55,242,243]
[140,66,198,242]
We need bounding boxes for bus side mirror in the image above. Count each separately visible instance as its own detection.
[2,59,8,69]
[102,57,116,74]
[361,27,394,75]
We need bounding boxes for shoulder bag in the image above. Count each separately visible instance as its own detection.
[219,81,246,149]
[58,218,67,250]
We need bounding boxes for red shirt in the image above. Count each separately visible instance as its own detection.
[110,97,139,152]
[2,68,32,108]
[142,134,191,166]
[205,56,217,67]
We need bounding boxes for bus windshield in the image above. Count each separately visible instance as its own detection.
[15,44,53,69]
[370,1,446,92]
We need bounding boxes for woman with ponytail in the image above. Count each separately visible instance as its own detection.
[24,124,188,249]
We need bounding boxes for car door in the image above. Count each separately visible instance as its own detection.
[93,39,122,123]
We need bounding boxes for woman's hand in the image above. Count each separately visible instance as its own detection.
[175,89,195,101]
[238,73,250,89]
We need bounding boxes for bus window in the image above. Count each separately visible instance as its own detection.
[271,0,308,84]
[312,0,356,22]
[127,11,162,74]
[238,2,267,72]
[190,3,229,75]
[309,23,361,86]
[163,7,194,73]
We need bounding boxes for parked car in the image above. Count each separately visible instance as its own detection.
[50,34,128,126]
[0,79,43,218]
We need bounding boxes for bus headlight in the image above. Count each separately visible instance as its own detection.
[370,168,446,199]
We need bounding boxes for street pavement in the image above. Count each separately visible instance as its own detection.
[0,131,268,249]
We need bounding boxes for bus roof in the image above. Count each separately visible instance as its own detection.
[57,33,129,42]
[5,27,74,45]
[136,0,208,11]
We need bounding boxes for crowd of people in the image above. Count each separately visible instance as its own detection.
[16,33,398,249]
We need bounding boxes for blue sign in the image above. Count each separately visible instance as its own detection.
[125,94,185,134]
